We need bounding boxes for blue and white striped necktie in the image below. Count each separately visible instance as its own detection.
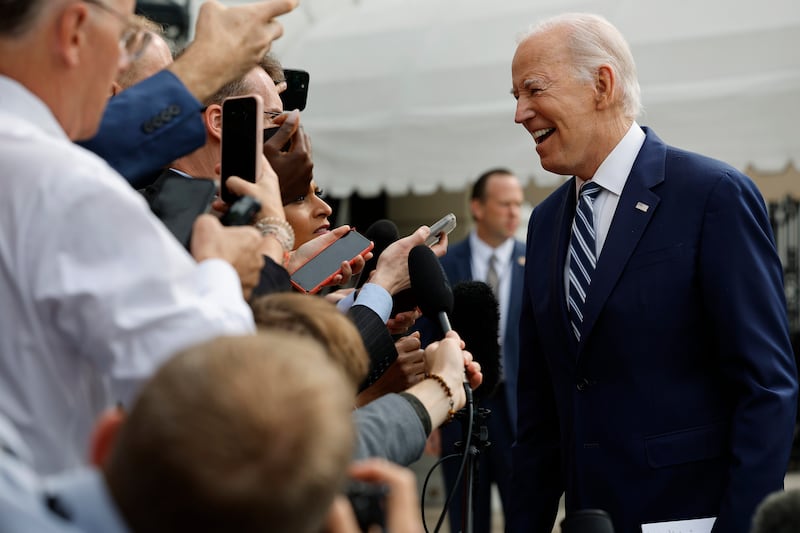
[568,180,602,341]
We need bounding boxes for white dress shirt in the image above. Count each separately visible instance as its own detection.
[0,76,255,474]
[564,122,646,300]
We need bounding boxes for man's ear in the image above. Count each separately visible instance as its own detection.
[55,2,90,68]
[594,64,616,110]
[89,408,125,468]
[470,197,483,222]
[205,104,223,142]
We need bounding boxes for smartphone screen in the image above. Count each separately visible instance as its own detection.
[291,231,374,294]
[220,95,263,204]
[280,69,310,111]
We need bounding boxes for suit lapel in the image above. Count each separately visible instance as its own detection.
[578,130,667,352]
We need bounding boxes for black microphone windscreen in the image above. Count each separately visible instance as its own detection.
[408,245,453,323]
[560,509,615,533]
[451,281,501,400]
[357,219,399,289]
[751,489,800,533]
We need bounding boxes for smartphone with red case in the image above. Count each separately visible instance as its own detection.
[290,230,374,294]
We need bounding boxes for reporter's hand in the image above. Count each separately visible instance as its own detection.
[325,288,355,305]
[169,0,298,103]
[263,110,314,204]
[370,226,432,295]
[424,330,482,412]
[190,214,264,299]
[349,459,423,533]
[324,459,423,533]
[355,332,425,407]
[387,308,421,335]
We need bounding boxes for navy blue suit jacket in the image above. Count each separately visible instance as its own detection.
[509,128,797,533]
[440,236,525,429]
[79,70,206,188]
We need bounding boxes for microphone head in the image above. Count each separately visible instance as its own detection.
[560,509,615,533]
[451,281,501,400]
[357,219,399,289]
[751,489,800,533]
[408,245,453,329]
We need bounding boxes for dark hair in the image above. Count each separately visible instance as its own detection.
[0,0,43,36]
[471,167,515,201]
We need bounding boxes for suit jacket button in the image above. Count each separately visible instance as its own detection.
[576,378,590,392]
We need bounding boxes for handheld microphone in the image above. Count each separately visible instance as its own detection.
[356,219,399,289]
[451,281,501,401]
[408,245,453,338]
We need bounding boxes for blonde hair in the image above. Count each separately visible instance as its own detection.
[105,332,354,533]
[251,292,369,390]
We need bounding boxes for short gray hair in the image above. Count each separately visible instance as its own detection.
[520,13,642,119]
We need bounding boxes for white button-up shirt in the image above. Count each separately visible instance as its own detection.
[0,76,255,474]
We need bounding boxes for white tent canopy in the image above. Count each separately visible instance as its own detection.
[273,0,800,196]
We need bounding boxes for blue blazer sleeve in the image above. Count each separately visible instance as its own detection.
[78,70,206,188]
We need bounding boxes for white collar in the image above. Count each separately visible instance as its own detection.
[0,75,70,141]
[575,121,646,197]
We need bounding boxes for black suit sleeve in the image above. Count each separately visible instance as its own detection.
[251,257,292,297]
[347,304,398,391]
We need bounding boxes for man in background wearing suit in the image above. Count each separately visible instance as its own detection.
[508,13,797,533]
[438,168,525,533]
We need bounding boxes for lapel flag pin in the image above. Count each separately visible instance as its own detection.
[635,202,649,213]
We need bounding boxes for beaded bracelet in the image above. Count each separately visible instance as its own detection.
[424,372,456,423]
[255,216,295,252]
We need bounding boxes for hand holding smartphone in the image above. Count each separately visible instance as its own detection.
[425,213,457,246]
[291,230,374,294]
[220,94,263,204]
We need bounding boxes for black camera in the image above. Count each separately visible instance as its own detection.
[345,481,387,532]
[220,195,261,227]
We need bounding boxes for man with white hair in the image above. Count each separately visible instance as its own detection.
[0,0,297,474]
[509,12,796,533]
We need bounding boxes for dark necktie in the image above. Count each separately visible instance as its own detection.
[568,181,602,341]
[486,254,499,294]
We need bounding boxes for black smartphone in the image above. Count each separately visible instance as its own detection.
[280,69,310,111]
[291,231,374,294]
[144,174,216,250]
[220,196,261,227]
[220,94,263,204]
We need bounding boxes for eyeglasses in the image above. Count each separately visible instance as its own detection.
[264,111,283,120]
[82,0,152,65]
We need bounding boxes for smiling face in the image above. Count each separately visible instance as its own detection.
[283,181,332,249]
[512,26,616,180]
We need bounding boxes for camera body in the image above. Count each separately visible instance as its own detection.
[220,195,261,227]
[345,481,387,532]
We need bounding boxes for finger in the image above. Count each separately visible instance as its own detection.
[249,0,298,23]
[211,198,230,213]
[431,231,448,257]
[264,111,298,149]
[223,176,254,197]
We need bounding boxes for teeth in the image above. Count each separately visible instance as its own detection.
[533,128,555,141]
